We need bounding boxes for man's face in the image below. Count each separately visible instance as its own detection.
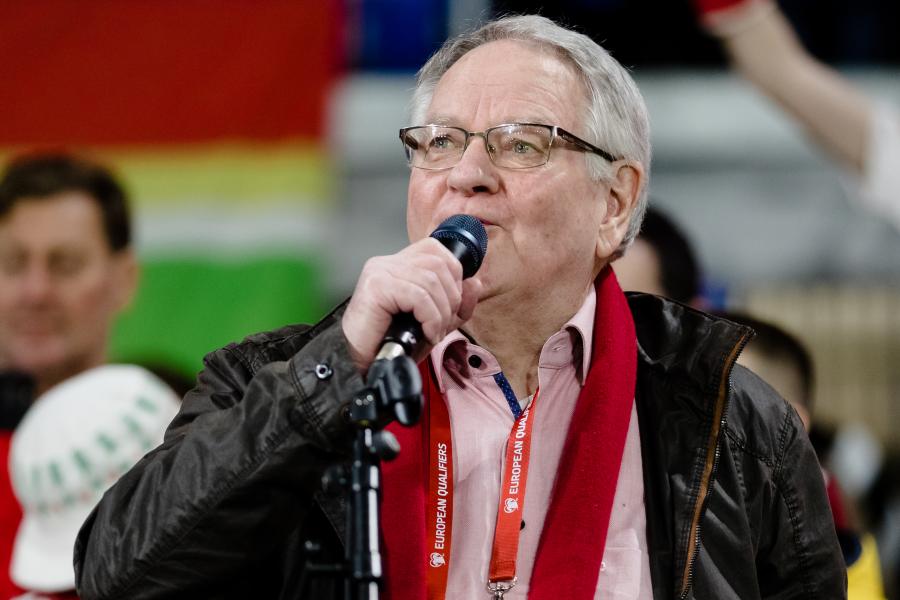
[0,192,136,388]
[407,40,628,305]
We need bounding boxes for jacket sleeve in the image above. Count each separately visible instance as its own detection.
[755,393,848,599]
[74,316,365,599]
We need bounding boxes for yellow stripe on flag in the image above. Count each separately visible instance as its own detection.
[1,140,335,209]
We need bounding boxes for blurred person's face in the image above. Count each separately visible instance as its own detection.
[738,348,811,430]
[406,40,640,305]
[0,192,137,393]
[613,238,666,297]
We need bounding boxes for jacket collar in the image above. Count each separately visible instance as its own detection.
[627,292,754,407]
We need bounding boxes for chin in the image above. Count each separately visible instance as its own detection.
[14,343,66,372]
[472,269,503,304]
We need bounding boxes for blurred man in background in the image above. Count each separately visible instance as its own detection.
[613,206,703,306]
[0,153,138,598]
[0,154,138,396]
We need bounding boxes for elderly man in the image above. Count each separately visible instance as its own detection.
[75,15,844,600]
[0,153,138,598]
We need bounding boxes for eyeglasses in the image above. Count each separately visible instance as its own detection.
[398,123,619,170]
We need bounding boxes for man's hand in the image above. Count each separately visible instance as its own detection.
[342,238,483,374]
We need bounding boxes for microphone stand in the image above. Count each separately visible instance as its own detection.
[302,214,486,599]
[306,322,423,600]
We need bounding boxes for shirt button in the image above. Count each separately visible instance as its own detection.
[467,354,482,368]
[315,363,333,380]
[600,560,606,571]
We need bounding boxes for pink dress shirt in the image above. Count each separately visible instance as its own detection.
[428,287,653,599]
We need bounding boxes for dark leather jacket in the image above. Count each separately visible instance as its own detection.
[74,294,846,599]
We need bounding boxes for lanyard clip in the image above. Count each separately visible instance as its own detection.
[487,577,517,599]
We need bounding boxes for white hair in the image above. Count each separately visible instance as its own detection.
[409,15,652,254]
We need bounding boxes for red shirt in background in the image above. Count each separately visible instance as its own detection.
[1,431,25,599]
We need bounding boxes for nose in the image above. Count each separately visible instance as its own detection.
[446,133,500,196]
[19,264,54,304]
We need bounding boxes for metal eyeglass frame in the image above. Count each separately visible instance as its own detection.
[398,123,620,170]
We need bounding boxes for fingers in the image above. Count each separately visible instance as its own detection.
[456,277,483,324]
[373,240,463,343]
[341,238,474,373]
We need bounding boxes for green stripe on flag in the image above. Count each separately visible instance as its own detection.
[111,254,329,379]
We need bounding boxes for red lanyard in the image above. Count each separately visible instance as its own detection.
[426,384,454,598]
[426,388,540,599]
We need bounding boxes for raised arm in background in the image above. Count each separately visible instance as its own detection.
[693,0,900,226]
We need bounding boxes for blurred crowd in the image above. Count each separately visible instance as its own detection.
[615,3,900,597]
[0,0,898,598]
[616,205,899,598]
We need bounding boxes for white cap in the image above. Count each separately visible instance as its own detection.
[8,364,180,592]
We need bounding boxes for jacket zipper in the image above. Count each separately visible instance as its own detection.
[678,331,752,599]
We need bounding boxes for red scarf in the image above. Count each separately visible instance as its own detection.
[381,267,637,599]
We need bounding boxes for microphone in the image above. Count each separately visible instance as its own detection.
[374,214,488,362]
[344,223,486,587]
[430,214,489,279]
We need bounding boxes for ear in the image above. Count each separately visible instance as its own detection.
[595,160,644,262]
[111,248,140,312]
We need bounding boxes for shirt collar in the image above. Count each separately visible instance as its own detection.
[565,284,596,382]
[428,286,596,393]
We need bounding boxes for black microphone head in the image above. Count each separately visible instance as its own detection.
[430,214,488,278]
